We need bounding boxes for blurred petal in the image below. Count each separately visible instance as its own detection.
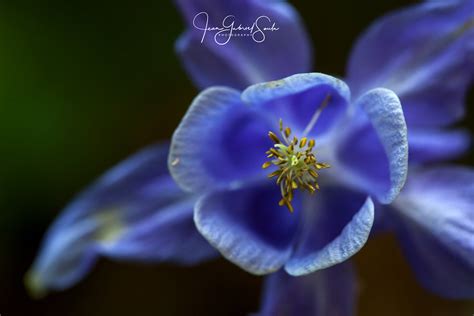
[242,73,350,137]
[195,183,301,275]
[169,87,272,193]
[337,88,408,204]
[26,144,216,296]
[409,128,471,164]
[347,0,474,127]
[257,262,357,316]
[25,219,98,298]
[175,0,312,89]
[285,188,374,276]
[391,166,474,298]
[101,198,217,264]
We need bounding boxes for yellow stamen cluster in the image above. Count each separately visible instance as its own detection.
[263,119,330,212]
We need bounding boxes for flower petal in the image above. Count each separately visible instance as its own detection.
[101,198,217,264]
[169,87,272,193]
[256,262,357,316]
[175,0,312,89]
[242,73,350,137]
[285,188,374,276]
[25,219,99,298]
[194,183,301,275]
[25,144,216,296]
[337,88,408,204]
[347,0,474,127]
[390,166,474,298]
[409,128,471,164]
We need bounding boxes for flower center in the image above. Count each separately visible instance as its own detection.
[262,94,332,212]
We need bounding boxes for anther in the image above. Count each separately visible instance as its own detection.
[299,137,307,148]
[268,170,281,178]
[268,131,281,144]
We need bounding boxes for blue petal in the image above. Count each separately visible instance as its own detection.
[100,198,217,264]
[174,0,312,89]
[26,144,216,296]
[390,166,474,298]
[337,88,408,204]
[257,262,357,316]
[25,218,99,297]
[194,183,301,275]
[285,188,374,276]
[347,0,474,127]
[242,73,350,137]
[169,87,272,193]
[409,128,471,164]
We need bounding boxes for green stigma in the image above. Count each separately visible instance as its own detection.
[262,119,330,212]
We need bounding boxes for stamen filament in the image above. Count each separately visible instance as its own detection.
[301,93,332,138]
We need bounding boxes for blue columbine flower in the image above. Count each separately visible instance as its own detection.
[168,72,409,275]
[172,0,474,311]
[27,0,474,313]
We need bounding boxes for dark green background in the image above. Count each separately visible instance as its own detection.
[1,0,473,315]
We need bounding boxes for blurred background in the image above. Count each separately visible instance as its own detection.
[1,0,473,315]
